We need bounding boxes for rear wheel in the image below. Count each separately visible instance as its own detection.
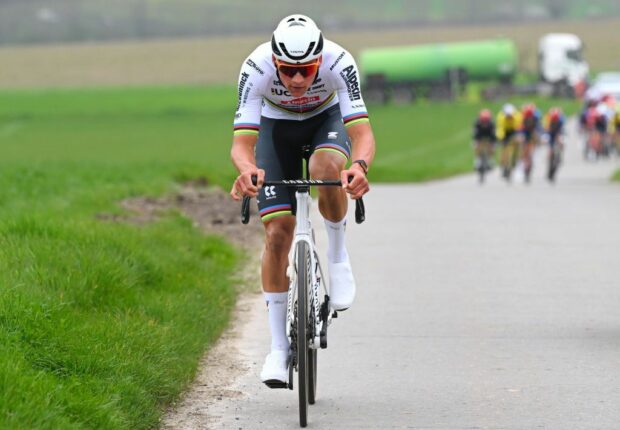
[296,241,310,427]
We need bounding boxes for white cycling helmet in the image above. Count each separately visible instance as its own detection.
[502,103,516,116]
[271,14,323,64]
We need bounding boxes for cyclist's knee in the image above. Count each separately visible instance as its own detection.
[264,217,295,256]
[309,152,345,180]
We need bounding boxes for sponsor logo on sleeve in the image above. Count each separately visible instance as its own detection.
[339,65,361,101]
[327,131,338,139]
[236,72,250,109]
[329,51,346,71]
[242,83,252,105]
[246,59,264,75]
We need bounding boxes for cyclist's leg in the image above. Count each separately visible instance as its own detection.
[255,116,305,382]
[255,116,304,292]
[308,107,350,223]
[500,138,510,177]
[308,108,355,310]
[473,140,482,169]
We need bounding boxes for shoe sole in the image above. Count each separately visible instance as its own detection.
[263,379,288,389]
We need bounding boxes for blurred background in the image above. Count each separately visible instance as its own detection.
[1,0,619,88]
[2,0,620,43]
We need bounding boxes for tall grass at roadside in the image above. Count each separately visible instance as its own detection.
[0,161,238,429]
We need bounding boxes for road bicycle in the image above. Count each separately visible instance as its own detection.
[241,161,365,428]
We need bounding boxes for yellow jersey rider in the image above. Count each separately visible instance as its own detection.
[496,103,523,179]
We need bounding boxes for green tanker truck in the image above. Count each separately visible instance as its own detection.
[359,38,517,102]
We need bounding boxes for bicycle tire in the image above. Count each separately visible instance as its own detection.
[478,151,487,184]
[296,241,310,427]
[308,341,317,404]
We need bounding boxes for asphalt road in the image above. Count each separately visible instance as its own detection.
[206,121,620,429]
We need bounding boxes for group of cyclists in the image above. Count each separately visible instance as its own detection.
[578,91,620,159]
[472,102,566,183]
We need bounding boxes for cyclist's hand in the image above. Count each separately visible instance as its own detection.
[230,168,265,201]
[341,167,369,200]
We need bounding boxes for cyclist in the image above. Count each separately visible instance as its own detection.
[229,14,376,386]
[613,106,620,154]
[543,107,565,181]
[520,103,540,182]
[496,103,523,180]
[472,108,496,171]
[593,102,610,157]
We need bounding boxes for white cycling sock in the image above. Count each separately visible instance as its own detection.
[324,216,348,263]
[264,292,289,352]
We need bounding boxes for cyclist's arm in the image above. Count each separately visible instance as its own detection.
[330,47,374,198]
[230,134,264,201]
[342,121,375,199]
[230,51,268,200]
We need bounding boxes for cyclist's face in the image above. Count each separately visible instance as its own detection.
[275,57,321,97]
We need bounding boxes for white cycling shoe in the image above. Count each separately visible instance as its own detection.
[328,257,356,311]
[260,349,289,387]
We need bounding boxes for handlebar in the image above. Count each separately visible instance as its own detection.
[241,175,366,225]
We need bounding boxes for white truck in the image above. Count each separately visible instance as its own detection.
[538,33,589,97]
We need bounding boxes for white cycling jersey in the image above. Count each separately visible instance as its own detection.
[233,40,369,137]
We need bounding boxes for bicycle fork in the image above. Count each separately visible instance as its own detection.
[285,191,333,352]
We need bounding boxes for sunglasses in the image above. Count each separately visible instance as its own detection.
[275,59,321,78]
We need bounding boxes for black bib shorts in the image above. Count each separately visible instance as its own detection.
[255,105,351,222]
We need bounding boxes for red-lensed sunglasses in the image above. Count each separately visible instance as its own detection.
[275,59,321,78]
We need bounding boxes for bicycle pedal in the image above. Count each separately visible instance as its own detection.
[263,380,289,389]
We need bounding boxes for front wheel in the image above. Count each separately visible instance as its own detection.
[296,241,310,427]
[308,348,317,404]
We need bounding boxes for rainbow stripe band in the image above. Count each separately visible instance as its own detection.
[259,204,293,222]
[234,123,260,136]
[314,143,349,160]
[343,112,370,128]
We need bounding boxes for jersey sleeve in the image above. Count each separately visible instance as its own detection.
[233,53,267,137]
[331,50,370,129]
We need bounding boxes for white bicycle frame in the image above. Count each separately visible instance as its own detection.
[285,190,331,350]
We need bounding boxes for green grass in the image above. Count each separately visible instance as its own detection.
[0,85,581,428]
[0,87,240,429]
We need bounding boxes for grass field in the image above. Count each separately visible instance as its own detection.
[0,87,243,429]
[1,18,619,88]
[0,84,581,428]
